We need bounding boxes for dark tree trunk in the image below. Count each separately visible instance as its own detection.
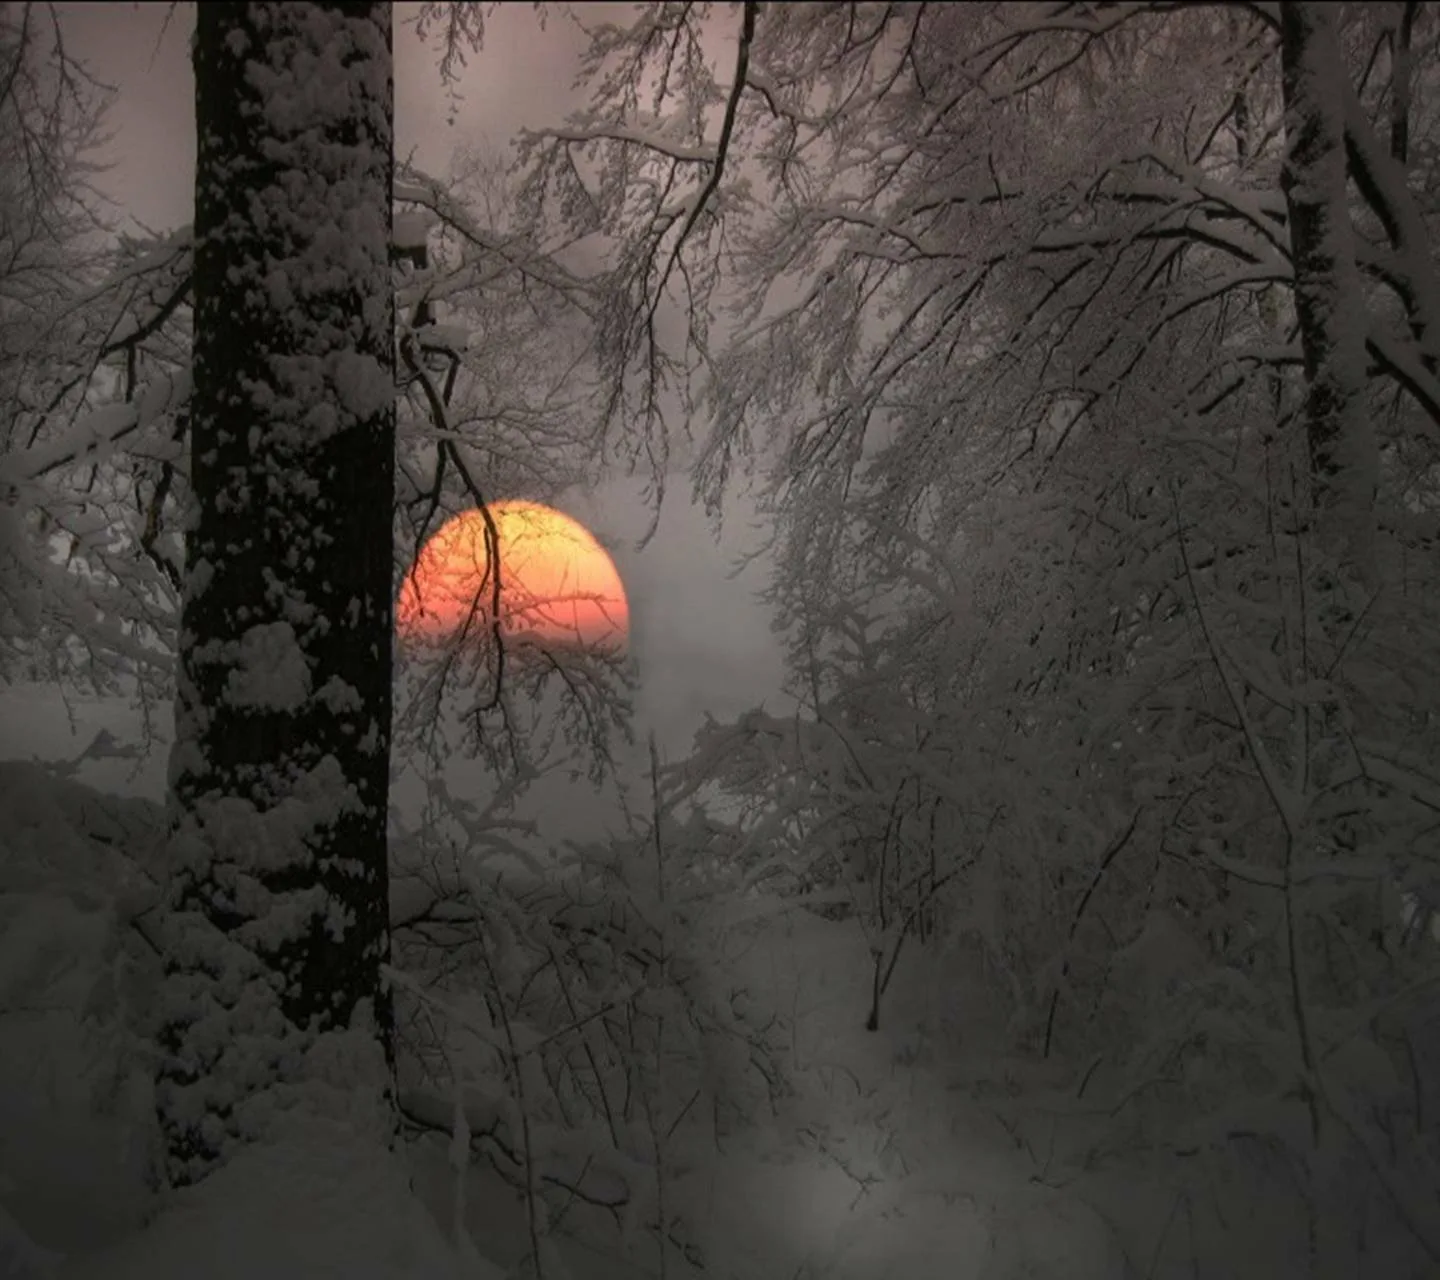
[158,0,395,1186]
[1278,0,1377,589]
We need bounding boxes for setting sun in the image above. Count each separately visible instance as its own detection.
[397,502,629,652]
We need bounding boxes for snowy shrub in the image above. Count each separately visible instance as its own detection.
[387,780,789,1273]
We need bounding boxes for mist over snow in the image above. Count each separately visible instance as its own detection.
[0,478,784,849]
[569,476,786,757]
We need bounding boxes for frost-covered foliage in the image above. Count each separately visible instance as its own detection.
[674,698,967,1032]
[542,2,1440,1271]
[0,4,186,710]
[387,752,789,1275]
[390,145,636,790]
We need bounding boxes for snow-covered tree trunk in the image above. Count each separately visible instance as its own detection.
[157,1,396,1186]
[1278,0,1378,590]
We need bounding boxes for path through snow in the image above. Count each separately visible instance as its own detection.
[656,904,1126,1280]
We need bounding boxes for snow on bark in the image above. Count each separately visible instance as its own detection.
[1278,1,1378,589]
[224,622,311,711]
[158,1,396,1187]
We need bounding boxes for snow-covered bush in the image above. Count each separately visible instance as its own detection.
[387,767,789,1274]
[0,762,166,1255]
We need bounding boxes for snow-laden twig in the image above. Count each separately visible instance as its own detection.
[1172,487,1306,838]
[2,369,191,491]
[1174,482,1322,1142]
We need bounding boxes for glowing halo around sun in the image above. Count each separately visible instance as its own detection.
[397,502,629,654]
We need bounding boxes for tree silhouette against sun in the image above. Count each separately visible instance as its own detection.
[397,502,629,655]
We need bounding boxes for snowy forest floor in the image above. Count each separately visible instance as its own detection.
[0,686,1287,1279]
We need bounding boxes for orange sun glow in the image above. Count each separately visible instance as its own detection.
[397,502,629,652]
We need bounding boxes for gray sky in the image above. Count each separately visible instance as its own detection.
[58,2,605,232]
[11,3,786,800]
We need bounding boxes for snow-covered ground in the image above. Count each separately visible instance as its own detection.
[0,684,1320,1279]
[650,910,1126,1280]
[0,683,171,801]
